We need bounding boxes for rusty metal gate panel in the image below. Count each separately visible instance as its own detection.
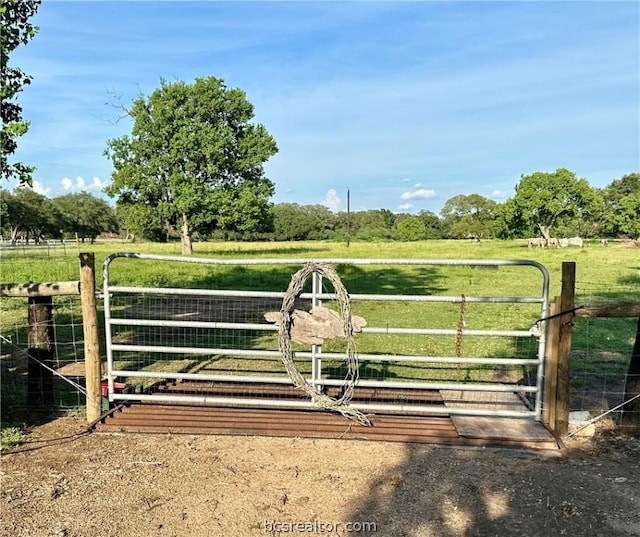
[103,254,550,420]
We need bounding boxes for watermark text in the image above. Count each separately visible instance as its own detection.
[262,520,377,533]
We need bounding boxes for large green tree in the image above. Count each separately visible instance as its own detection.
[396,215,426,241]
[105,77,278,254]
[440,194,499,239]
[601,173,640,238]
[113,203,167,242]
[511,168,597,240]
[272,203,335,241]
[1,0,40,184]
[3,186,59,243]
[336,209,396,241]
[417,210,445,239]
[51,192,118,243]
[611,191,640,239]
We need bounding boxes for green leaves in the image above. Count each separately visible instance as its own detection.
[0,188,117,243]
[511,168,598,237]
[1,0,41,184]
[104,76,278,254]
[440,194,499,239]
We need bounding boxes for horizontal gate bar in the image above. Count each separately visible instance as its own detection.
[104,253,550,271]
[108,317,538,338]
[108,286,286,298]
[111,370,292,384]
[106,285,543,304]
[109,318,276,331]
[110,368,538,393]
[110,344,540,365]
[320,378,537,393]
[108,393,537,419]
[361,327,536,337]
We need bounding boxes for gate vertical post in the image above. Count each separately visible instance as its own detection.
[556,261,576,436]
[543,297,561,431]
[80,252,102,422]
[27,296,55,407]
[311,270,323,393]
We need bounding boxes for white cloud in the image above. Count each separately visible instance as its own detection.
[491,189,507,199]
[30,180,51,196]
[16,181,51,196]
[398,203,413,210]
[61,177,73,191]
[321,188,341,212]
[90,176,106,190]
[400,188,437,200]
[61,176,106,193]
[414,182,422,188]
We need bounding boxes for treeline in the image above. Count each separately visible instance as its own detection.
[1,170,638,244]
[0,189,117,244]
[229,169,639,242]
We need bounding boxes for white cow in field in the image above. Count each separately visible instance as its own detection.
[528,237,545,248]
[559,237,583,248]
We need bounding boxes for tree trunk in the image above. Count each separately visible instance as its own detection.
[620,317,640,436]
[180,214,193,256]
[538,224,551,242]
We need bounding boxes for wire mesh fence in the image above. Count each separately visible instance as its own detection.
[0,295,91,419]
[106,291,543,399]
[567,316,639,434]
[1,246,90,421]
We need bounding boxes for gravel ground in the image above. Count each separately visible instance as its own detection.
[1,417,639,537]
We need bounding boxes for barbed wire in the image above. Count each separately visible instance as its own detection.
[277,262,371,426]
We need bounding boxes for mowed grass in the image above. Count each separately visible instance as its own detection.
[1,239,638,387]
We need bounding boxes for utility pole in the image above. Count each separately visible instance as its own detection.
[346,189,350,248]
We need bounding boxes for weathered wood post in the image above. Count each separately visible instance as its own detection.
[543,296,561,431]
[80,252,102,422]
[555,261,576,436]
[26,296,55,407]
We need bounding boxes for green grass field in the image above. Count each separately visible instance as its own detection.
[1,239,638,409]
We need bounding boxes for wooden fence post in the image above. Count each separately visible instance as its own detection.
[620,317,640,435]
[80,252,101,422]
[543,297,561,431]
[555,261,576,436]
[27,296,55,407]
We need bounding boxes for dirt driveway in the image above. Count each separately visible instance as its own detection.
[1,417,639,537]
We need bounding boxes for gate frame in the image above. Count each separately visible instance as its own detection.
[103,254,550,420]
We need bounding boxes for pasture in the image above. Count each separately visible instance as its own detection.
[1,238,637,414]
[1,238,637,366]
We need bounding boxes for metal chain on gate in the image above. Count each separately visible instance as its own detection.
[455,294,466,380]
[277,262,371,426]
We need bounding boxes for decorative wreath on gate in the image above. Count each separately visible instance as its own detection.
[264,262,371,426]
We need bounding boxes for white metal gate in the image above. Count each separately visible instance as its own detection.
[103,254,549,420]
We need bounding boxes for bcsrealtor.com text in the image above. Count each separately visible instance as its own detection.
[262,520,377,533]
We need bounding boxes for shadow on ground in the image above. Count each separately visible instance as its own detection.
[345,441,640,536]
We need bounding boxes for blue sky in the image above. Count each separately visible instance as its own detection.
[6,0,640,214]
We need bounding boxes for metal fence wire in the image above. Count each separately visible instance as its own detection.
[1,295,90,417]
[568,316,639,434]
